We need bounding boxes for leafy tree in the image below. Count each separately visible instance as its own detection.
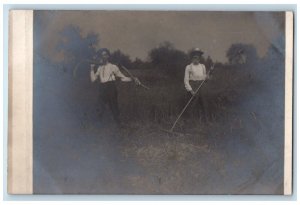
[54,25,100,83]
[54,25,101,113]
[226,44,246,65]
[57,26,99,65]
[226,43,258,65]
[148,41,188,78]
[149,41,174,66]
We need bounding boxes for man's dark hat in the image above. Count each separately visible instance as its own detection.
[190,48,204,57]
[97,48,111,57]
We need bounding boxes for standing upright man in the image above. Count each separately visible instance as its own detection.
[183,48,210,121]
[90,48,140,125]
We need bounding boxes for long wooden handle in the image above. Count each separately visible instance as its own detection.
[120,65,150,90]
[170,79,206,132]
[169,65,214,132]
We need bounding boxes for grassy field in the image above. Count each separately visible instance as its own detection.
[116,64,254,129]
[33,52,284,194]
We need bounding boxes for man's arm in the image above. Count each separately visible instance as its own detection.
[113,65,132,82]
[203,64,207,76]
[184,65,193,93]
[90,64,98,82]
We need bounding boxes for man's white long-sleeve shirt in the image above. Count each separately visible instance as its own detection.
[184,63,207,91]
[90,63,131,83]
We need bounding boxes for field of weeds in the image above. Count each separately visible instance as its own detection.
[33,45,284,194]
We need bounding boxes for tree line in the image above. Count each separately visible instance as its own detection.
[54,25,256,78]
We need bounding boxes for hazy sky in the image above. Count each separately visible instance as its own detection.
[36,11,284,63]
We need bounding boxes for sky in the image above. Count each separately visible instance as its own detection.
[36,10,285,63]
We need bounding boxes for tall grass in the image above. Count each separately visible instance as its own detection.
[116,64,255,128]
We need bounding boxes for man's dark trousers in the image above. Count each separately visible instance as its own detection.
[98,81,120,123]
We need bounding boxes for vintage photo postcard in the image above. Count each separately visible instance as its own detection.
[8,10,293,195]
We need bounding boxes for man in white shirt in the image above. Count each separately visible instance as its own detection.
[183,48,210,121]
[90,48,140,125]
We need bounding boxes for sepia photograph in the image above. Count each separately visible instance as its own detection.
[8,10,293,195]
